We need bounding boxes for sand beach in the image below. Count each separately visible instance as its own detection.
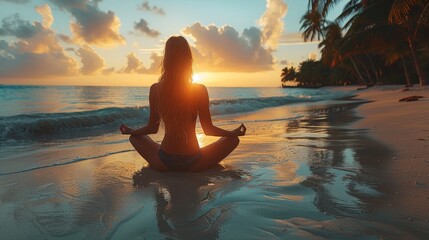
[0,86,428,239]
[354,85,429,224]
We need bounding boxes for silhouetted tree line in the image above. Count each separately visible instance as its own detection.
[282,0,429,87]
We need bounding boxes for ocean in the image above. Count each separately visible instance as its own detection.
[0,85,351,142]
[0,85,351,176]
[3,85,414,239]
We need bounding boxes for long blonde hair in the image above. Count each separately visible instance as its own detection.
[158,36,194,138]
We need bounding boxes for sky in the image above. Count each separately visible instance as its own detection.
[0,0,344,87]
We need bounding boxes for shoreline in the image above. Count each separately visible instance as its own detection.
[352,85,429,223]
[1,86,428,238]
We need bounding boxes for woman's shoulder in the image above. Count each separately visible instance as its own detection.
[191,83,207,92]
[191,84,209,103]
[150,83,160,89]
[149,83,160,94]
[149,83,161,100]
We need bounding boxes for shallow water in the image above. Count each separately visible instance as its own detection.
[1,98,426,239]
[0,85,346,117]
[0,85,351,142]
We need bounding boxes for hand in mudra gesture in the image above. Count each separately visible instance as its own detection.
[119,123,133,135]
[232,123,246,136]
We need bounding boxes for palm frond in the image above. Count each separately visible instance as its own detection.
[389,0,421,23]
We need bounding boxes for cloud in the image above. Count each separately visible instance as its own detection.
[119,52,161,74]
[145,53,161,73]
[0,45,78,78]
[76,45,105,75]
[121,52,143,73]
[58,33,73,43]
[49,0,125,47]
[133,18,160,38]
[279,32,320,46]
[258,0,288,50]
[0,14,37,38]
[280,60,288,65]
[182,22,274,72]
[0,0,30,4]
[0,14,78,78]
[0,39,9,49]
[102,67,114,75]
[35,4,54,29]
[0,14,60,54]
[138,1,165,15]
[182,2,287,72]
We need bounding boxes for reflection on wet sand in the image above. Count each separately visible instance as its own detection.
[1,100,425,239]
[288,103,392,217]
[129,166,249,239]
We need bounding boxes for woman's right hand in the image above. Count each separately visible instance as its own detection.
[232,123,246,136]
[119,123,133,135]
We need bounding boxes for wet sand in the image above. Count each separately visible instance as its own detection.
[0,96,427,239]
[353,85,429,229]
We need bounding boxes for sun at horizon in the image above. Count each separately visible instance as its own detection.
[192,73,203,84]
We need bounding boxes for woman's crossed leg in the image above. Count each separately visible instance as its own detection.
[129,135,239,172]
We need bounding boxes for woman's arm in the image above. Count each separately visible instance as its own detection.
[119,84,160,135]
[197,84,246,137]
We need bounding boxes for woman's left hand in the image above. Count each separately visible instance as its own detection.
[119,123,133,135]
[232,123,246,136]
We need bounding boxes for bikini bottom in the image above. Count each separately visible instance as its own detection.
[158,148,201,171]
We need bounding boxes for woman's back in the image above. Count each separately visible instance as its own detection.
[154,83,201,155]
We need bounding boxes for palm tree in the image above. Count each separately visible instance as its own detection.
[298,60,330,86]
[302,0,428,86]
[341,0,421,86]
[389,0,429,33]
[281,66,298,83]
[307,0,345,17]
[389,0,428,86]
[318,22,360,85]
[337,6,402,86]
[300,9,327,41]
[295,0,429,88]
[316,0,427,86]
[302,0,377,86]
[336,0,367,28]
[319,22,343,67]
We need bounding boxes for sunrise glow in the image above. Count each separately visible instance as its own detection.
[192,73,202,84]
[2,1,429,239]
[0,0,339,87]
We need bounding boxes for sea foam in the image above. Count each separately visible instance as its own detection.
[0,93,342,141]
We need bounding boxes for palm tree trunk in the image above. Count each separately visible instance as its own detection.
[350,57,366,85]
[401,57,413,87]
[366,54,379,82]
[357,57,373,86]
[415,3,429,36]
[408,38,427,86]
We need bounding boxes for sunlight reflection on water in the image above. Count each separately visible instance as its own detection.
[1,100,416,239]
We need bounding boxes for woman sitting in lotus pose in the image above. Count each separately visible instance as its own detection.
[119,36,246,172]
